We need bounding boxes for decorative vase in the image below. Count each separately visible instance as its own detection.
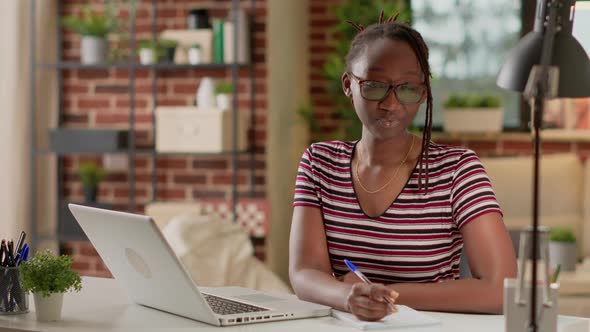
[33,293,64,322]
[196,77,216,109]
[80,36,107,64]
[83,187,98,203]
[139,48,156,65]
[549,241,577,271]
[216,94,231,111]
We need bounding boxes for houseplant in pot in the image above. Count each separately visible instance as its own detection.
[137,39,158,65]
[78,162,106,203]
[442,93,503,134]
[19,249,82,321]
[62,4,118,64]
[215,81,233,111]
[159,39,179,63]
[549,226,577,272]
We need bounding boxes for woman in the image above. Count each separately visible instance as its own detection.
[289,15,517,321]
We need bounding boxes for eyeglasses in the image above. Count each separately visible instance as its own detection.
[348,72,426,104]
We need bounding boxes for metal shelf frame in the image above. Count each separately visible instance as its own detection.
[29,0,257,250]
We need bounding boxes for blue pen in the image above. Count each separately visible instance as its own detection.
[344,259,397,310]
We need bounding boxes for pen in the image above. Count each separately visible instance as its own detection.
[15,231,26,255]
[344,259,396,310]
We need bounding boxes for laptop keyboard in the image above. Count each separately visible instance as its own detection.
[203,293,269,315]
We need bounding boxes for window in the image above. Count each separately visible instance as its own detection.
[573,2,590,53]
[411,0,522,129]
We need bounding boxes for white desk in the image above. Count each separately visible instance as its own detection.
[0,277,588,332]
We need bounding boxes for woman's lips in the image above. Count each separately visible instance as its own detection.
[376,117,400,128]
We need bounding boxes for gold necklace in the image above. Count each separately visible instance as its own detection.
[354,135,415,194]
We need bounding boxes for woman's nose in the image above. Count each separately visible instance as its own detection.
[379,88,402,110]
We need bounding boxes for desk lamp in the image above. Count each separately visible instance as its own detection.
[496,0,590,331]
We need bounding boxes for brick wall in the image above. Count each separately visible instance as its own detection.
[309,0,340,136]
[59,0,267,277]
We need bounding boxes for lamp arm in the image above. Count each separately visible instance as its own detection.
[527,1,561,332]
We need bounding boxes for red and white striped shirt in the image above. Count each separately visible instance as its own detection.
[293,140,502,283]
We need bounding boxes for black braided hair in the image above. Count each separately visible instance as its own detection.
[345,14,433,193]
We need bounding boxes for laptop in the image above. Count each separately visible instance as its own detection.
[68,204,331,326]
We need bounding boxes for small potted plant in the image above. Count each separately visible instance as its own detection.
[442,93,503,134]
[19,249,82,321]
[188,43,202,65]
[61,4,118,64]
[158,39,179,63]
[137,39,158,65]
[549,226,577,272]
[215,81,233,111]
[78,161,106,203]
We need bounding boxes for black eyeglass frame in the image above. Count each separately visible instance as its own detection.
[347,72,426,104]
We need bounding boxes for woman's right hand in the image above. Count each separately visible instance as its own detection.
[345,283,399,321]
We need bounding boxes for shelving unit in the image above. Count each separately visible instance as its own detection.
[29,0,257,251]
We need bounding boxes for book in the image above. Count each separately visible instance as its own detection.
[332,305,441,330]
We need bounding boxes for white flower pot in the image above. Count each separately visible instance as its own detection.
[81,36,107,64]
[549,241,577,272]
[33,292,64,322]
[139,48,156,65]
[442,108,504,134]
[216,94,231,111]
[188,47,202,65]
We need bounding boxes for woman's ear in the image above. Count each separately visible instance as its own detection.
[341,72,352,98]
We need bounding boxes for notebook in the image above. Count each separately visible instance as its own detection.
[332,305,441,330]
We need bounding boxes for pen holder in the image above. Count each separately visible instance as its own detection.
[0,266,29,314]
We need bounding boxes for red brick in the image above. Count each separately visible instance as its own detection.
[541,142,573,153]
[77,70,110,80]
[136,173,167,184]
[156,158,187,169]
[212,174,247,185]
[173,174,207,184]
[136,83,167,94]
[79,243,99,257]
[72,260,91,272]
[95,84,130,94]
[192,160,228,169]
[157,98,188,106]
[172,83,198,94]
[114,187,148,198]
[502,141,533,152]
[64,83,89,94]
[192,190,227,199]
[157,188,187,199]
[115,98,149,108]
[78,98,110,109]
[63,113,89,125]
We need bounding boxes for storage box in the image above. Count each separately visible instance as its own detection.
[49,129,128,153]
[155,107,248,153]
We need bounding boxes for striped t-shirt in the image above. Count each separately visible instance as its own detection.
[293,140,502,283]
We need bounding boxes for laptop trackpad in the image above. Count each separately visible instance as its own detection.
[234,294,285,303]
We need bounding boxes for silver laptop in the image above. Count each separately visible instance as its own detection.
[68,204,331,326]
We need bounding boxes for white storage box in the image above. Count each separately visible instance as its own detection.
[156,106,249,153]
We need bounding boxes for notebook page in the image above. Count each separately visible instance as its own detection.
[332,305,441,330]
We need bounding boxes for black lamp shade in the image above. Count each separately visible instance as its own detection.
[496,0,590,98]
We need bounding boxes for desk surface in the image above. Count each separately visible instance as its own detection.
[0,277,588,332]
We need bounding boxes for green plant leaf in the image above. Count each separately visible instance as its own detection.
[549,227,576,243]
[19,249,82,298]
[215,81,234,95]
[78,161,106,189]
[61,1,119,37]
